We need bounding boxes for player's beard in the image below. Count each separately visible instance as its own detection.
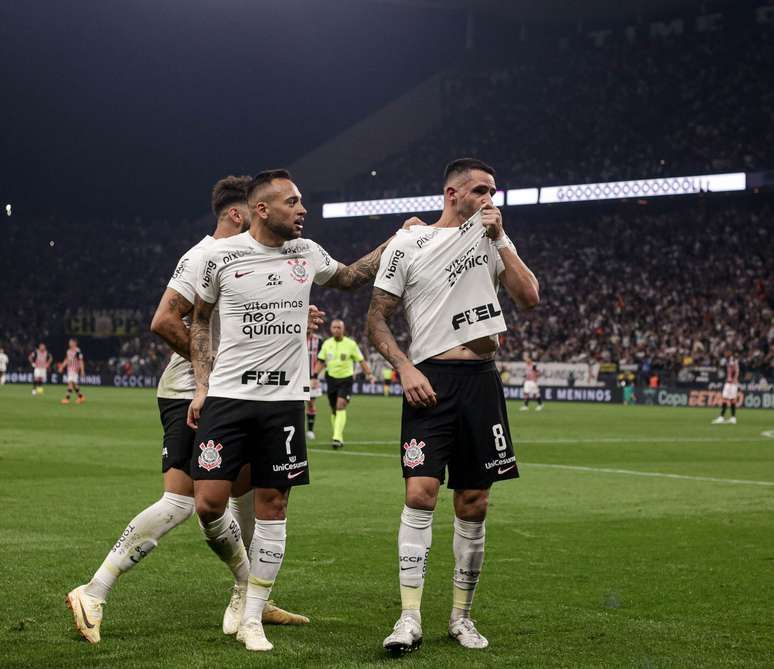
[265,216,300,241]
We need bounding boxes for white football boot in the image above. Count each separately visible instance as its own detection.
[66,585,104,644]
[237,618,273,651]
[383,615,423,655]
[727,416,737,424]
[448,617,489,649]
[223,583,246,635]
[711,416,726,424]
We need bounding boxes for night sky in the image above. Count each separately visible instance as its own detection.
[1,1,463,220]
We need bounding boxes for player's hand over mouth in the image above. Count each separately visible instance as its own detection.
[398,363,437,408]
[480,205,503,240]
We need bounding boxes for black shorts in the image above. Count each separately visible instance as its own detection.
[326,375,353,410]
[158,398,195,475]
[400,359,518,489]
[191,396,309,488]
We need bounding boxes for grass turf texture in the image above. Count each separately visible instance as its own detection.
[1,385,772,668]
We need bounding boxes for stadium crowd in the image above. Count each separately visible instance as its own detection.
[3,195,773,385]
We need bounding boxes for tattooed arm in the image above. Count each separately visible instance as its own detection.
[186,295,215,428]
[323,240,390,291]
[367,288,437,408]
[150,288,194,360]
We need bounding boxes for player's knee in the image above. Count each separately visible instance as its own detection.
[254,489,288,520]
[336,398,348,411]
[196,496,227,524]
[405,484,439,511]
[455,490,489,521]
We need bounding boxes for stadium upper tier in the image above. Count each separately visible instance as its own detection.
[332,24,772,204]
[2,196,772,381]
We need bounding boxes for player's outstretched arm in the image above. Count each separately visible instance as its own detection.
[187,296,215,429]
[367,288,436,408]
[323,217,426,291]
[481,207,540,309]
[150,288,194,360]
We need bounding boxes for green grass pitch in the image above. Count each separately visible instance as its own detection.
[1,385,772,668]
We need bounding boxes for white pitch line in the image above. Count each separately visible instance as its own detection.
[329,436,771,445]
[307,448,774,487]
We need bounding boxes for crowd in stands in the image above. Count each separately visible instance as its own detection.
[2,197,772,385]
[342,20,773,200]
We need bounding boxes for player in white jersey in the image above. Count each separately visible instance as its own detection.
[0,346,9,385]
[521,357,543,411]
[367,158,539,654]
[29,342,52,395]
[58,338,86,404]
[713,352,740,424]
[66,177,309,645]
[186,169,403,652]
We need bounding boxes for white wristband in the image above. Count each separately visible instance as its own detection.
[493,235,512,250]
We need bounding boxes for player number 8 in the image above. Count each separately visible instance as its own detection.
[492,423,507,452]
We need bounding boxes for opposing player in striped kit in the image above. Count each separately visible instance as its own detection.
[368,158,540,653]
[66,176,308,645]
[29,342,52,395]
[58,338,86,404]
[305,327,322,440]
[713,352,740,424]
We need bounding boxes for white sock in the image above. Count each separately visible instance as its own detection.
[199,509,250,584]
[451,517,485,621]
[398,505,433,622]
[229,489,255,551]
[242,519,287,623]
[86,492,195,601]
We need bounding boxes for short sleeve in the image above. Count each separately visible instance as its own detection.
[167,251,198,304]
[351,341,364,362]
[311,242,339,286]
[373,236,410,297]
[196,251,221,304]
[317,340,327,361]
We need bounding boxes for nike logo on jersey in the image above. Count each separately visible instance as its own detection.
[287,469,306,479]
[498,465,516,475]
[234,270,254,278]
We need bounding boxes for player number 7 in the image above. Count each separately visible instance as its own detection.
[283,426,295,455]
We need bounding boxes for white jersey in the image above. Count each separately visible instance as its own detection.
[0,352,8,372]
[196,232,338,401]
[157,236,216,400]
[374,211,513,364]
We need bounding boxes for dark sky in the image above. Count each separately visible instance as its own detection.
[0,1,463,220]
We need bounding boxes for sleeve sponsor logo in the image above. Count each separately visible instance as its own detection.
[382,249,405,280]
[201,260,217,288]
[451,302,502,331]
[222,248,255,264]
[415,229,439,248]
[317,246,332,266]
[172,258,189,280]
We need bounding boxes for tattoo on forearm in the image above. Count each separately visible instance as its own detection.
[367,288,411,370]
[329,239,390,290]
[190,303,213,390]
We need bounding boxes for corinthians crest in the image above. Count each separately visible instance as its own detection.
[402,438,426,469]
[287,258,309,284]
[198,440,223,471]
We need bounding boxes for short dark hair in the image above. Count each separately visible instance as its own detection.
[443,158,495,186]
[247,169,292,202]
[211,175,252,217]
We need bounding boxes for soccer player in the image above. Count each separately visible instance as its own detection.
[186,169,403,652]
[382,364,394,397]
[316,319,377,449]
[305,327,322,439]
[59,338,86,404]
[66,176,308,645]
[713,352,740,424]
[0,346,8,385]
[29,342,51,395]
[367,158,539,653]
[520,357,543,411]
